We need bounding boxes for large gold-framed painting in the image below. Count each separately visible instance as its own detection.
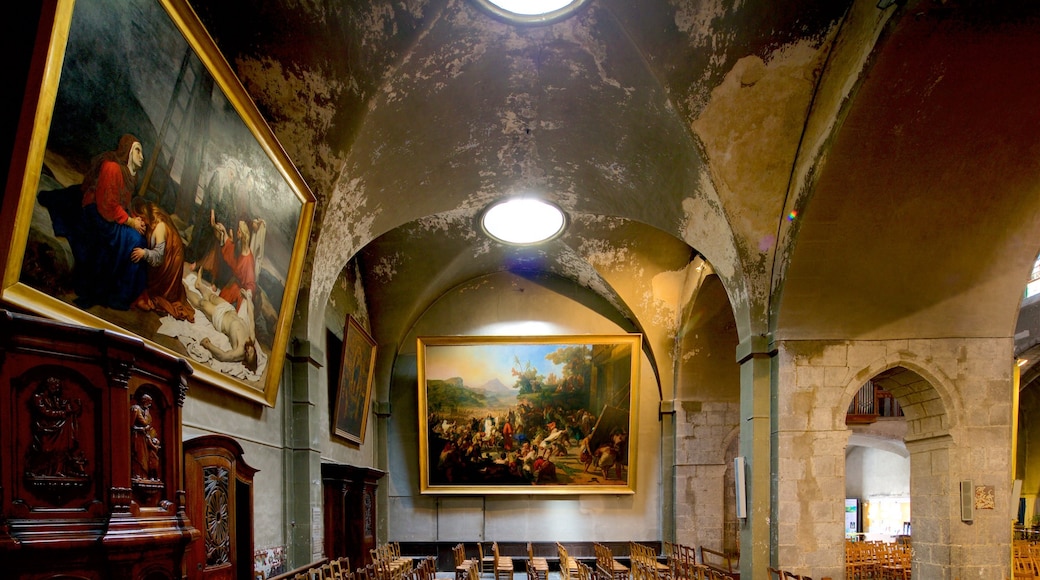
[2,0,315,406]
[417,334,640,495]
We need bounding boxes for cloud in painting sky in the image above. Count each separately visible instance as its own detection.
[424,343,561,387]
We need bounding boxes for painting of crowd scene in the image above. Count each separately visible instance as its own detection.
[4,0,313,405]
[418,335,640,494]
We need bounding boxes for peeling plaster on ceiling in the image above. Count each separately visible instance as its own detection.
[671,0,733,45]
[651,268,685,319]
[554,251,627,314]
[310,175,381,314]
[352,267,372,331]
[179,0,1040,391]
[371,252,403,284]
[772,0,893,307]
[680,184,738,283]
[416,209,481,237]
[577,237,632,271]
[572,214,627,231]
[691,40,825,244]
[680,190,751,336]
[458,278,494,293]
[567,10,630,95]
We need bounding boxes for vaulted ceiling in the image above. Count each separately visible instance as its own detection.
[189,0,1040,390]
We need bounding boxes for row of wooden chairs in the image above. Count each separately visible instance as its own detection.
[630,541,671,580]
[767,567,812,580]
[662,541,736,580]
[1012,540,1040,579]
[285,557,351,580]
[372,542,414,580]
[286,554,436,580]
[846,540,911,579]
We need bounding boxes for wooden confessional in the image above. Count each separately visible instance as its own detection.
[184,435,258,580]
[322,463,385,568]
[0,310,199,578]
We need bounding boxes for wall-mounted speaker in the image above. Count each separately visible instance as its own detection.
[734,456,747,519]
[960,480,974,522]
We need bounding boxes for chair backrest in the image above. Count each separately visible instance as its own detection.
[453,543,466,568]
[527,541,535,561]
[556,543,570,580]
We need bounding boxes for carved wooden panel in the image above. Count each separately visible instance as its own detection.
[0,310,198,579]
[185,434,257,580]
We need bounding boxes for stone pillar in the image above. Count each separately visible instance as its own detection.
[285,337,325,567]
[736,335,775,580]
[661,399,677,543]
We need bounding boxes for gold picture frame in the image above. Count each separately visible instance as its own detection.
[333,315,377,445]
[417,334,640,495]
[2,0,315,406]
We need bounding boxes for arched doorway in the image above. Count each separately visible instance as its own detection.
[842,364,954,579]
[845,380,910,542]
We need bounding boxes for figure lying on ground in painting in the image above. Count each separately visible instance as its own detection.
[184,271,259,372]
[129,198,195,322]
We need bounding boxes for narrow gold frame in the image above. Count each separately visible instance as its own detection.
[417,334,640,495]
[333,315,377,445]
[2,0,315,406]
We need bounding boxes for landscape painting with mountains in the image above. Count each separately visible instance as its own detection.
[418,335,640,494]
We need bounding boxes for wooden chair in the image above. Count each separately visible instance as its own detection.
[477,543,495,578]
[329,557,350,580]
[526,541,549,580]
[492,542,513,580]
[576,561,595,580]
[767,567,783,580]
[595,542,630,580]
[666,542,698,580]
[454,543,477,580]
[1013,555,1036,580]
[698,547,736,579]
[630,542,670,580]
[878,543,911,580]
[557,542,579,580]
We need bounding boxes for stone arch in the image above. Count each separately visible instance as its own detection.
[841,356,961,438]
[838,356,960,580]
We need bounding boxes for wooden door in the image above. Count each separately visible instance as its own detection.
[185,435,258,580]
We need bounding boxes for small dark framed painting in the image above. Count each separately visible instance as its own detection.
[334,315,377,444]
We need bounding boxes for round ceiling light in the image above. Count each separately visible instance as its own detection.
[481,198,566,245]
[473,0,588,24]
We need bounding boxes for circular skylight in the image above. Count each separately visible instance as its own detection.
[473,0,588,24]
[481,198,566,245]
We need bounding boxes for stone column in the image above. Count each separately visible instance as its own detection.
[736,334,775,580]
[285,337,326,567]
